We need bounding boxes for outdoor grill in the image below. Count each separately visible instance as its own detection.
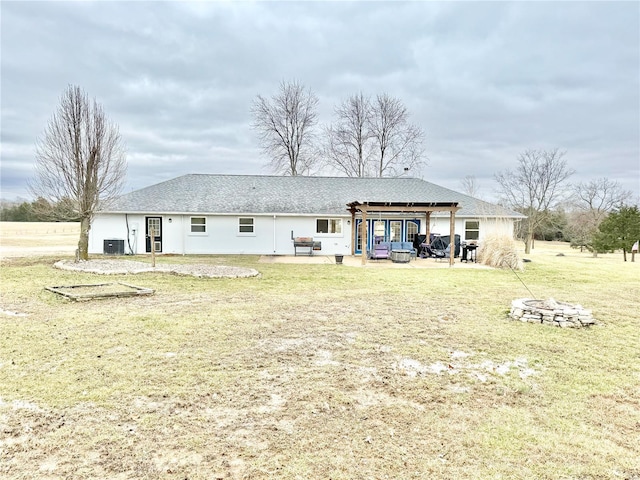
[293,237,321,256]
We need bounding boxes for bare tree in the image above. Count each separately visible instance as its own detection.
[495,148,574,254]
[251,80,319,176]
[324,93,374,177]
[369,93,425,177]
[566,178,632,255]
[460,175,480,198]
[572,178,632,222]
[29,85,126,260]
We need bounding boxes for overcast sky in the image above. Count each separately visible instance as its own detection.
[2,1,639,203]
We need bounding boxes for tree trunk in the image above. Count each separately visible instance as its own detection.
[524,228,533,254]
[78,216,91,260]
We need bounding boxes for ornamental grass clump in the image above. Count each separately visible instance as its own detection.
[477,234,523,270]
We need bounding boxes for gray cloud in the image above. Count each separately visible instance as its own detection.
[2,1,638,202]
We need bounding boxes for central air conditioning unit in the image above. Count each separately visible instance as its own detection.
[103,239,125,255]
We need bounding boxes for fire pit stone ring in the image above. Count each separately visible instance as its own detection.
[510,298,596,328]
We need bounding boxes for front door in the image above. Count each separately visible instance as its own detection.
[146,217,162,253]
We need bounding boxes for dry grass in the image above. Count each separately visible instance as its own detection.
[477,234,523,270]
[0,222,80,256]
[0,227,639,479]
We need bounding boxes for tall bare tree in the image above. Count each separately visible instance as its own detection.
[495,148,574,254]
[30,85,126,260]
[324,93,374,177]
[573,178,632,222]
[566,178,632,255]
[460,175,480,198]
[369,93,424,177]
[251,80,319,176]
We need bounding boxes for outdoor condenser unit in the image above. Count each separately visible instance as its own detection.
[103,239,125,255]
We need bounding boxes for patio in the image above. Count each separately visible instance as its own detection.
[258,254,491,269]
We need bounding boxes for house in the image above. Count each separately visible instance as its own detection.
[89,174,524,261]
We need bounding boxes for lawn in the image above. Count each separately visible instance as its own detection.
[0,237,639,479]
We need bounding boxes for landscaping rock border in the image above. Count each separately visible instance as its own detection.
[54,259,260,279]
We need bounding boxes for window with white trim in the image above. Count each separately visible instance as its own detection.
[465,220,480,241]
[406,221,418,243]
[238,217,254,234]
[316,218,342,234]
[390,220,402,242]
[190,217,206,233]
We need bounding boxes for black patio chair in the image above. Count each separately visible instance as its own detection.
[421,243,446,260]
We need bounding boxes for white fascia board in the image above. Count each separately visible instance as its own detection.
[98,211,352,217]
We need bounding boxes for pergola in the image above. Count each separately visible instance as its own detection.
[346,201,461,266]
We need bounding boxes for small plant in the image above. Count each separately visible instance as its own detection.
[477,234,523,270]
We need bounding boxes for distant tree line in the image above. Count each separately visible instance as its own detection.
[0,197,81,222]
[519,202,640,257]
[493,149,638,261]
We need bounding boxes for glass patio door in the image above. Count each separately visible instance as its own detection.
[389,220,402,242]
[405,220,419,244]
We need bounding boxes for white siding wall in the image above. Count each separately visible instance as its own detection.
[90,213,515,256]
[429,217,515,242]
[89,214,140,254]
[90,213,352,255]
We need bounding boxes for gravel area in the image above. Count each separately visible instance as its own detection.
[53,259,260,278]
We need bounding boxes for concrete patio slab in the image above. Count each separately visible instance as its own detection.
[258,255,491,268]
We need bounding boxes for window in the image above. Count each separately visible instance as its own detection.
[316,218,342,234]
[238,217,254,234]
[147,217,161,236]
[465,220,480,240]
[390,221,402,242]
[190,217,206,233]
[406,221,418,243]
[373,220,385,241]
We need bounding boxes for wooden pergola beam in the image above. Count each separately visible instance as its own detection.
[350,205,460,213]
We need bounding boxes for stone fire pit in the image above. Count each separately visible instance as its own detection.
[510,298,596,328]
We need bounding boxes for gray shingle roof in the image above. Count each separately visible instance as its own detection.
[101,174,524,218]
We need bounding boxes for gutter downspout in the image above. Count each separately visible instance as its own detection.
[182,215,186,255]
[273,215,277,253]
